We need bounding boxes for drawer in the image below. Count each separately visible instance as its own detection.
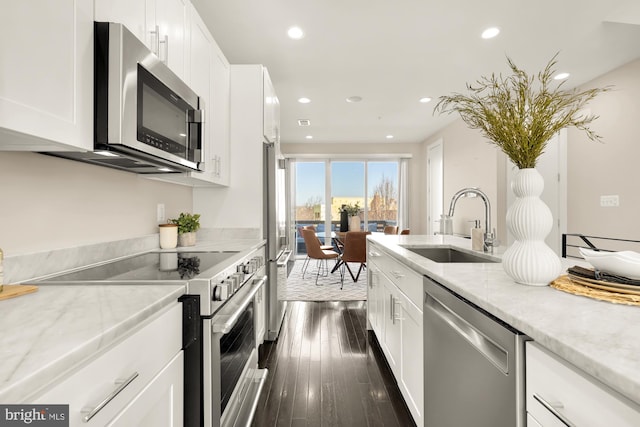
[34,303,182,426]
[526,342,640,427]
[368,244,422,308]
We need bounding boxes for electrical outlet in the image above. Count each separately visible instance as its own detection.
[157,203,166,222]
[600,195,619,207]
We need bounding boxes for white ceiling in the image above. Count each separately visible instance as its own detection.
[191,0,640,145]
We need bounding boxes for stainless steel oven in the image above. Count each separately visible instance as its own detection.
[37,245,269,427]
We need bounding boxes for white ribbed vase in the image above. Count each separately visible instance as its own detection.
[502,168,561,286]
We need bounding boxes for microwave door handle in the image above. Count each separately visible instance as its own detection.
[187,109,204,163]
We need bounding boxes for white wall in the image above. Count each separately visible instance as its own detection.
[421,120,500,238]
[0,152,192,255]
[567,58,640,240]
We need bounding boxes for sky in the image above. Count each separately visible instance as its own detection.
[295,161,398,206]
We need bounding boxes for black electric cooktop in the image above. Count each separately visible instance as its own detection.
[40,251,237,282]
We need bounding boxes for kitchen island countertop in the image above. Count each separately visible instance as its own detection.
[369,234,640,406]
[0,238,263,403]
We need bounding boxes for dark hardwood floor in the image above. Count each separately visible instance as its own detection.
[252,301,416,427]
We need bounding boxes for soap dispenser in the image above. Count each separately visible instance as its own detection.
[471,220,483,251]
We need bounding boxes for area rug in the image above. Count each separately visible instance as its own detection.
[279,259,367,301]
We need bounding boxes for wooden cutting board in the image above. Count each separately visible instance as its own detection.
[0,284,38,301]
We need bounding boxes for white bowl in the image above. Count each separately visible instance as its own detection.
[579,248,640,280]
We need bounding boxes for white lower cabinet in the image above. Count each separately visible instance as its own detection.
[526,341,640,427]
[108,352,183,427]
[367,241,423,427]
[33,303,183,427]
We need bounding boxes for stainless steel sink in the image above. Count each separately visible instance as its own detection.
[403,247,499,263]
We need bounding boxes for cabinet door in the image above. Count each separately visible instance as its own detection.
[380,274,401,376]
[210,39,231,185]
[0,1,93,151]
[107,351,183,427]
[367,263,380,333]
[399,292,424,427]
[187,6,214,183]
[156,0,188,80]
[262,68,279,143]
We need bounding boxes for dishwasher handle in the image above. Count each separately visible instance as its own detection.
[425,291,509,374]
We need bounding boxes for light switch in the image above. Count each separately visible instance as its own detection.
[600,195,619,207]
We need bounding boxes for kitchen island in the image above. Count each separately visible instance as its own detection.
[368,233,640,410]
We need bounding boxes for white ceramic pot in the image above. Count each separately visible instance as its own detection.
[159,224,178,249]
[178,231,197,247]
[349,215,361,231]
[502,168,561,286]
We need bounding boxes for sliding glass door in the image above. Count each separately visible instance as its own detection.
[293,159,402,256]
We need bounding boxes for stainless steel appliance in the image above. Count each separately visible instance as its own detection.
[38,246,268,427]
[264,141,292,340]
[423,276,527,427]
[48,22,203,174]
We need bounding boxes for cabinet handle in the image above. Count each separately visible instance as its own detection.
[159,34,169,64]
[150,25,160,56]
[81,372,139,422]
[389,294,394,322]
[368,251,381,257]
[533,394,576,427]
[393,298,402,323]
[369,271,376,288]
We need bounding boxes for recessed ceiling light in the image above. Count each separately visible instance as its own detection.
[287,26,304,40]
[298,97,311,104]
[554,72,570,80]
[386,135,394,139]
[305,135,313,139]
[481,27,500,39]
[346,96,362,103]
[419,97,432,103]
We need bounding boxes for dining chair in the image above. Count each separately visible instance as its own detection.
[400,229,410,235]
[299,225,333,277]
[339,231,371,288]
[384,225,398,235]
[301,228,341,285]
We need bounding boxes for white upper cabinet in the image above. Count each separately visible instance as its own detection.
[145,2,230,187]
[95,0,188,81]
[0,1,93,151]
[263,68,280,143]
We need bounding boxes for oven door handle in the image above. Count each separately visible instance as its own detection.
[277,249,292,267]
[212,275,267,334]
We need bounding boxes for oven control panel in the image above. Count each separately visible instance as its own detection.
[213,253,265,302]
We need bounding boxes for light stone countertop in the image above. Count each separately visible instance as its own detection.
[368,233,640,406]
[0,238,265,404]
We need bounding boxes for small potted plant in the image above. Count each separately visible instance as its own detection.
[170,212,201,247]
[340,202,362,231]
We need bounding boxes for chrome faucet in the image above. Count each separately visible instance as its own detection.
[444,188,496,253]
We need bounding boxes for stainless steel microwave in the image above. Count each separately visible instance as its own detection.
[48,22,203,173]
[95,21,203,172]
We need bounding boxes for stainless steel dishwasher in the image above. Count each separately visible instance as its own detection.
[423,276,528,427]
